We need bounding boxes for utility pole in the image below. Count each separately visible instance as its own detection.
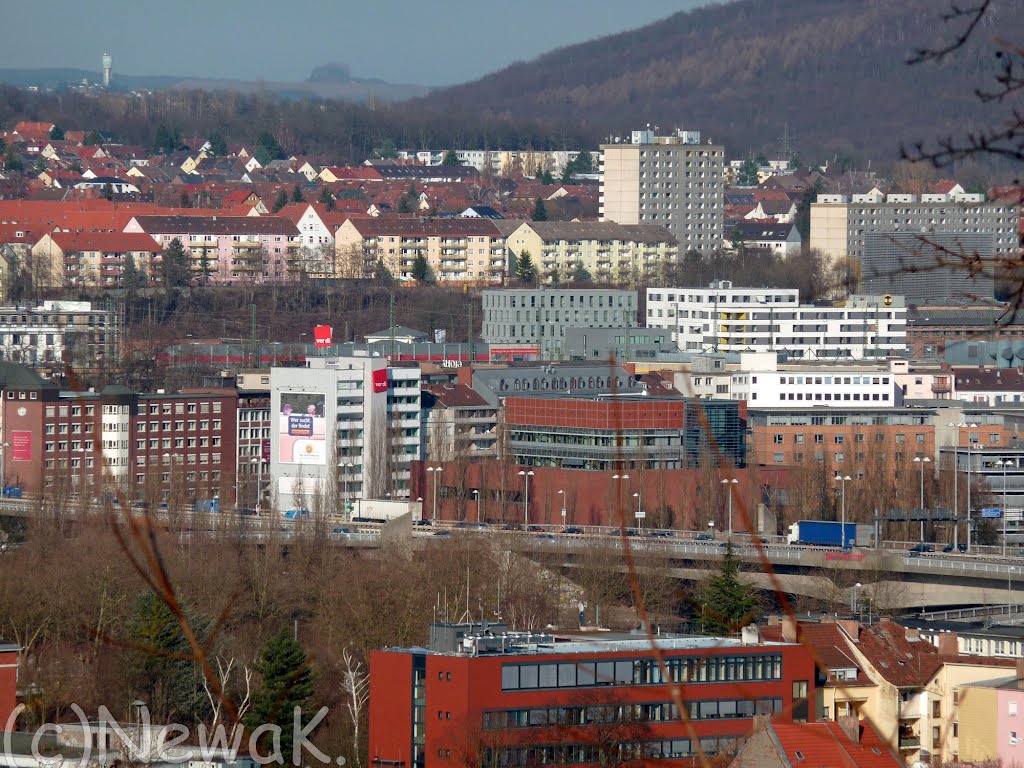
[388,292,396,360]
[468,301,475,363]
[250,303,257,368]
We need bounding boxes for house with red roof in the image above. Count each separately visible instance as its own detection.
[32,231,162,287]
[930,179,965,196]
[277,203,351,248]
[318,166,383,183]
[13,122,55,142]
[731,716,902,768]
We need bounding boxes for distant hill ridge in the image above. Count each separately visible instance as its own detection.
[419,0,1024,160]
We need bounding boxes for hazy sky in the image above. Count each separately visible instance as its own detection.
[0,0,713,86]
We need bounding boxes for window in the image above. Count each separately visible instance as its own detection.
[1011,701,1018,717]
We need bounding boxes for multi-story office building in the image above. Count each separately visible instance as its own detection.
[0,362,236,502]
[369,623,816,768]
[861,231,996,305]
[600,128,724,254]
[503,221,677,284]
[482,288,637,360]
[334,218,507,283]
[0,300,117,370]
[808,192,1017,271]
[269,357,421,512]
[646,281,907,360]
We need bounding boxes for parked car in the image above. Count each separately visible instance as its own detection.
[527,525,544,533]
[562,526,584,535]
[282,508,309,520]
[413,519,433,527]
[909,543,935,554]
[695,534,715,542]
[942,542,967,553]
[648,530,673,538]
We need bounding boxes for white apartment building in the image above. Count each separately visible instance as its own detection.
[269,357,421,513]
[809,191,1017,268]
[646,281,907,359]
[675,353,902,408]
[600,128,724,254]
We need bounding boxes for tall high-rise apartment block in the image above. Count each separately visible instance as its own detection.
[600,129,724,254]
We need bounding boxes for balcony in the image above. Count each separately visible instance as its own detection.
[232,240,262,249]
[899,697,923,720]
[897,735,920,750]
[932,380,952,393]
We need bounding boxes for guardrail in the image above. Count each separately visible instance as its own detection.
[905,556,1024,577]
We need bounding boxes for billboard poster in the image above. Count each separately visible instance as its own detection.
[372,368,389,394]
[10,431,31,462]
[314,325,333,348]
[279,392,326,465]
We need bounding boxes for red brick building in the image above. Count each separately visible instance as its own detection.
[0,642,16,728]
[0,363,237,504]
[369,626,816,768]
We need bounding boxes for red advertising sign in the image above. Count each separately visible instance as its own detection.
[314,325,333,348]
[10,431,31,462]
[262,439,271,460]
[372,367,389,394]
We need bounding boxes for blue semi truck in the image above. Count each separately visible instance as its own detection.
[786,520,873,548]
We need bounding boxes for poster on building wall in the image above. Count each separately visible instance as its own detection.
[279,393,326,465]
[372,368,388,394]
[10,431,31,462]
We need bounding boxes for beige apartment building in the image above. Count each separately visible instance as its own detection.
[504,221,677,284]
[600,128,724,254]
[334,218,506,283]
[809,191,1017,271]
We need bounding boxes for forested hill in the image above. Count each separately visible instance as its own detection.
[419,0,1024,162]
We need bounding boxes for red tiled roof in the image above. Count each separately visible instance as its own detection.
[423,384,490,409]
[14,121,55,141]
[768,720,901,768]
[761,622,866,684]
[50,232,161,253]
[930,179,961,194]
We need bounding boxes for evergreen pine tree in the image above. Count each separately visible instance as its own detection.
[540,169,554,185]
[531,198,548,222]
[698,543,759,635]
[292,184,305,203]
[441,149,460,166]
[121,253,145,292]
[319,187,335,211]
[573,151,593,174]
[161,238,191,289]
[272,189,289,213]
[411,253,431,282]
[246,628,315,757]
[516,250,537,284]
[49,125,65,141]
[207,132,227,157]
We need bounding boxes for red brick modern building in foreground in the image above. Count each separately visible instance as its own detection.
[369,625,816,768]
[0,642,17,728]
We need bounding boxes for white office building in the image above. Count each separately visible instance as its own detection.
[269,357,421,513]
[646,281,907,359]
[600,128,724,254]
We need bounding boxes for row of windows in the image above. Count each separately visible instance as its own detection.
[137,420,221,432]
[138,402,221,415]
[482,697,784,730]
[481,736,739,767]
[500,654,783,691]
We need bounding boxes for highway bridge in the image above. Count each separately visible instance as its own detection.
[4,499,1024,611]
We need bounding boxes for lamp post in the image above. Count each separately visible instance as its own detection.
[558,489,566,529]
[0,441,9,498]
[721,478,739,538]
[341,461,355,519]
[834,474,852,548]
[518,469,534,526]
[708,520,715,539]
[913,456,931,542]
[967,444,978,552]
[250,457,266,514]
[997,459,1010,557]
[1010,566,1016,618]
[852,582,862,614]
[426,465,442,522]
[612,473,630,531]
[632,491,644,531]
[472,489,481,524]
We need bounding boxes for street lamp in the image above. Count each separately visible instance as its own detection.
[852,582,862,614]
[721,478,739,538]
[0,441,10,498]
[1010,566,1016,618]
[250,457,266,514]
[708,520,715,539]
[517,469,534,526]
[996,459,1010,557]
[632,491,644,531]
[612,473,629,530]
[342,461,355,519]
[558,489,567,529]
[472,489,481,523]
[913,456,931,543]
[947,423,977,550]
[425,466,442,522]
[834,474,852,548]
[967,444,980,552]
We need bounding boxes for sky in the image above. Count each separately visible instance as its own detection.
[0,0,713,86]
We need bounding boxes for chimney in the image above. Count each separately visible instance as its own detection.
[767,615,781,627]
[837,619,861,641]
[781,615,798,643]
[741,625,761,645]
[837,715,860,744]
[937,633,959,658]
